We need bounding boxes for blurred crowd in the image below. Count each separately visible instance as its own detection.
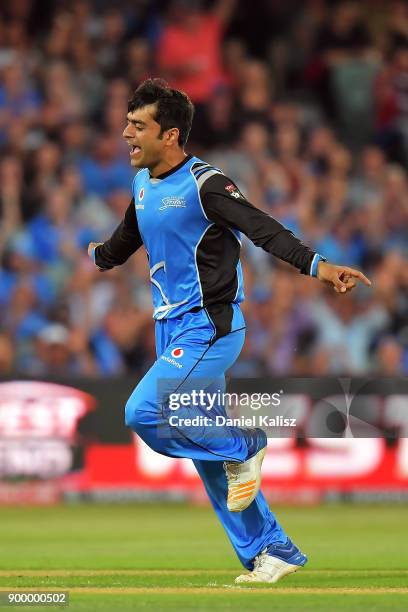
[0,0,407,378]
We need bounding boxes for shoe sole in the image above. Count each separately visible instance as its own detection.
[227,446,266,512]
[235,558,305,584]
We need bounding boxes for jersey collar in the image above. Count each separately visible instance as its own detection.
[150,154,193,181]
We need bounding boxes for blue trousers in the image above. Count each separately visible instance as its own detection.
[125,305,287,568]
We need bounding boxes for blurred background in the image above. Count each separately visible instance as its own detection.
[0,0,407,504]
[0,0,407,380]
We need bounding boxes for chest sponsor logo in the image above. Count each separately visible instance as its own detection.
[225,183,242,199]
[159,196,187,211]
[171,348,184,359]
[136,187,145,209]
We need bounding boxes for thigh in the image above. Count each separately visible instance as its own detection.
[127,327,245,419]
[173,329,245,394]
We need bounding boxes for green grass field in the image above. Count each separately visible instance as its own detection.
[0,503,407,611]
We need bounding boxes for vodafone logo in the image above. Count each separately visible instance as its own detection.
[160,348,184,368]
[139,187,144,201]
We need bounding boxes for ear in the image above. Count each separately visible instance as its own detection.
[166,127,180,146]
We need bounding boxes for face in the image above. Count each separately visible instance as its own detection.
[123,104,177,171]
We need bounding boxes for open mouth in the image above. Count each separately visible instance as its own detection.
[130,145,141,155]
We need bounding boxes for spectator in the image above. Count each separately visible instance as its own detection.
[375,336,404,375]
[375,42,408,163]
[0,332,15,374]
[29,323,96,376]
[156,0,236,143]
[0,58,41,140]
[76,134,133,198]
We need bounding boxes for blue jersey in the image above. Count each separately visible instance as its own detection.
[131,156,244,320]
[94,154,319,338]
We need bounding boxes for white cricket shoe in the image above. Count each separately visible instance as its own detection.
[235,540,308,584]
[224,446,266,512]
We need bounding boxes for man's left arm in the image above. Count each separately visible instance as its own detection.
[201,174,371,293]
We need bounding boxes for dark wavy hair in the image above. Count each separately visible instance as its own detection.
[128,78,195,147]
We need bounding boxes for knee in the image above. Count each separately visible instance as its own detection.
[125,394,148,432]
[125,395,167,455]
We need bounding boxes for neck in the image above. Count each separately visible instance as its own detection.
[149,149,187,178]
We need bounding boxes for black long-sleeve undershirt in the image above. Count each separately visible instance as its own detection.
[200,174,316,275]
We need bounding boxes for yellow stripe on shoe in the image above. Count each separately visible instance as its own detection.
[228,484,257,499]
[228,480,257,495]
[224,447,266,512]
[228,489,255,502]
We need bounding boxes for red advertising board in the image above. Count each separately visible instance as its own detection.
[81,436,408,504]
[0,379,407,504]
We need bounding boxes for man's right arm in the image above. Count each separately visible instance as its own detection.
[89,199,143,270]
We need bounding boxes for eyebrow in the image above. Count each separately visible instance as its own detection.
[127,116,146,126]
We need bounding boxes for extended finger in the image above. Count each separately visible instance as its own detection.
[343,267,372,286]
